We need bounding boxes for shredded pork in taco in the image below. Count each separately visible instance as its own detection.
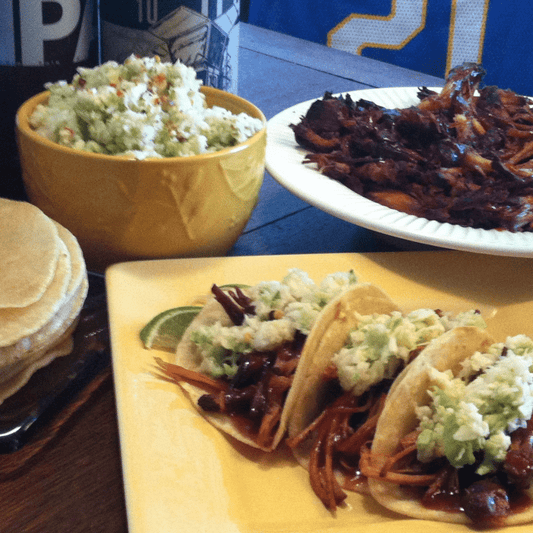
[156,269,360,451]
[287,305,486,511]
[363,329,533,528]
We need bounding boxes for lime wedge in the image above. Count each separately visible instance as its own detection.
[140,306,202,352]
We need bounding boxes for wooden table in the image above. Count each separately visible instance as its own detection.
[0,24,445,533]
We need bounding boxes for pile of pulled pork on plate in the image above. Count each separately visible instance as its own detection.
[291,63,533,232]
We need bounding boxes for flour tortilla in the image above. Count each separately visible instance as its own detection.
[0,205,89,404]
[11,275,89,364]
[0,223,88,362]
[367,327,533,526]
[0,199,60,308]
[174,283,397,451]
[0,238,71,352]
[175,292,280,451]
[285,284,402,489]
[54,222,86,296]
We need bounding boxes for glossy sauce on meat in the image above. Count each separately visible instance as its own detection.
[417,418,533,527]
[292,63,533,232]
[422,476,532,528]
[198,332,306,446]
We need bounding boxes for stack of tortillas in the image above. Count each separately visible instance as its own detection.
[0,198,88,405]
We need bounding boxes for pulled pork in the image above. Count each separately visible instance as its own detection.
[360,416,533,527]
[292,62,533,232]
[155,285,306,449]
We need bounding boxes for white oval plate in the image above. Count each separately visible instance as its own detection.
[266,87,533,257]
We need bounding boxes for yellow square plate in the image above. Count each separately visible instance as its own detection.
[106,251,533,533]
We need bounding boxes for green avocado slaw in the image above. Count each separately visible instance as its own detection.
[416,334,533,475]
[332,309,486,397]
[28,55,264,159]
[190,269,359,379]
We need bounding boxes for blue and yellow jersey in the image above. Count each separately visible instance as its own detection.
[248,0,533,96]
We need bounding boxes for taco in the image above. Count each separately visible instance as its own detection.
[364,328,533,528]
[286,303,487,511]
[154,268,388,452]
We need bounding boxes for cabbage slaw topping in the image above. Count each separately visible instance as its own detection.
[416,334,533,475]
[29,55,264,159]
[190,269,358,378]
[332,309,486,397]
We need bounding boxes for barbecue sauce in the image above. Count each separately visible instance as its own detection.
[420,465,533,525]
[343,470,368,493]
[198,335,305,447]
[422,479,532,527]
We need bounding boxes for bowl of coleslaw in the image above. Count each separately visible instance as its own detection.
[16,56,266,272]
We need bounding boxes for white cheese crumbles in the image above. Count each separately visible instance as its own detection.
[28,55,264,158]
[332,309,486,397]
[189,269,358,378]
[416,335,533,475]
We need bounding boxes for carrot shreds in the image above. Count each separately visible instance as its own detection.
[323,417,338,509]
[376,470,439,486]
[286,390,368,449]
[397,428,422,450]
[256,403,282,449]
[380,442,419,476]
[325,414,348,508]
[359,441,439,486]
[286,408,330,449]
[290,390,387,511]
[358,443,383,478]
[309,429,331,508]
[308,414,346,510]
[335,411,378,454]
[154,357,227,394]
[336,393,386,454]
[329,394,373,414]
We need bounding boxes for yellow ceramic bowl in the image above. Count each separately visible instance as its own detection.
[16,87,266,272]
